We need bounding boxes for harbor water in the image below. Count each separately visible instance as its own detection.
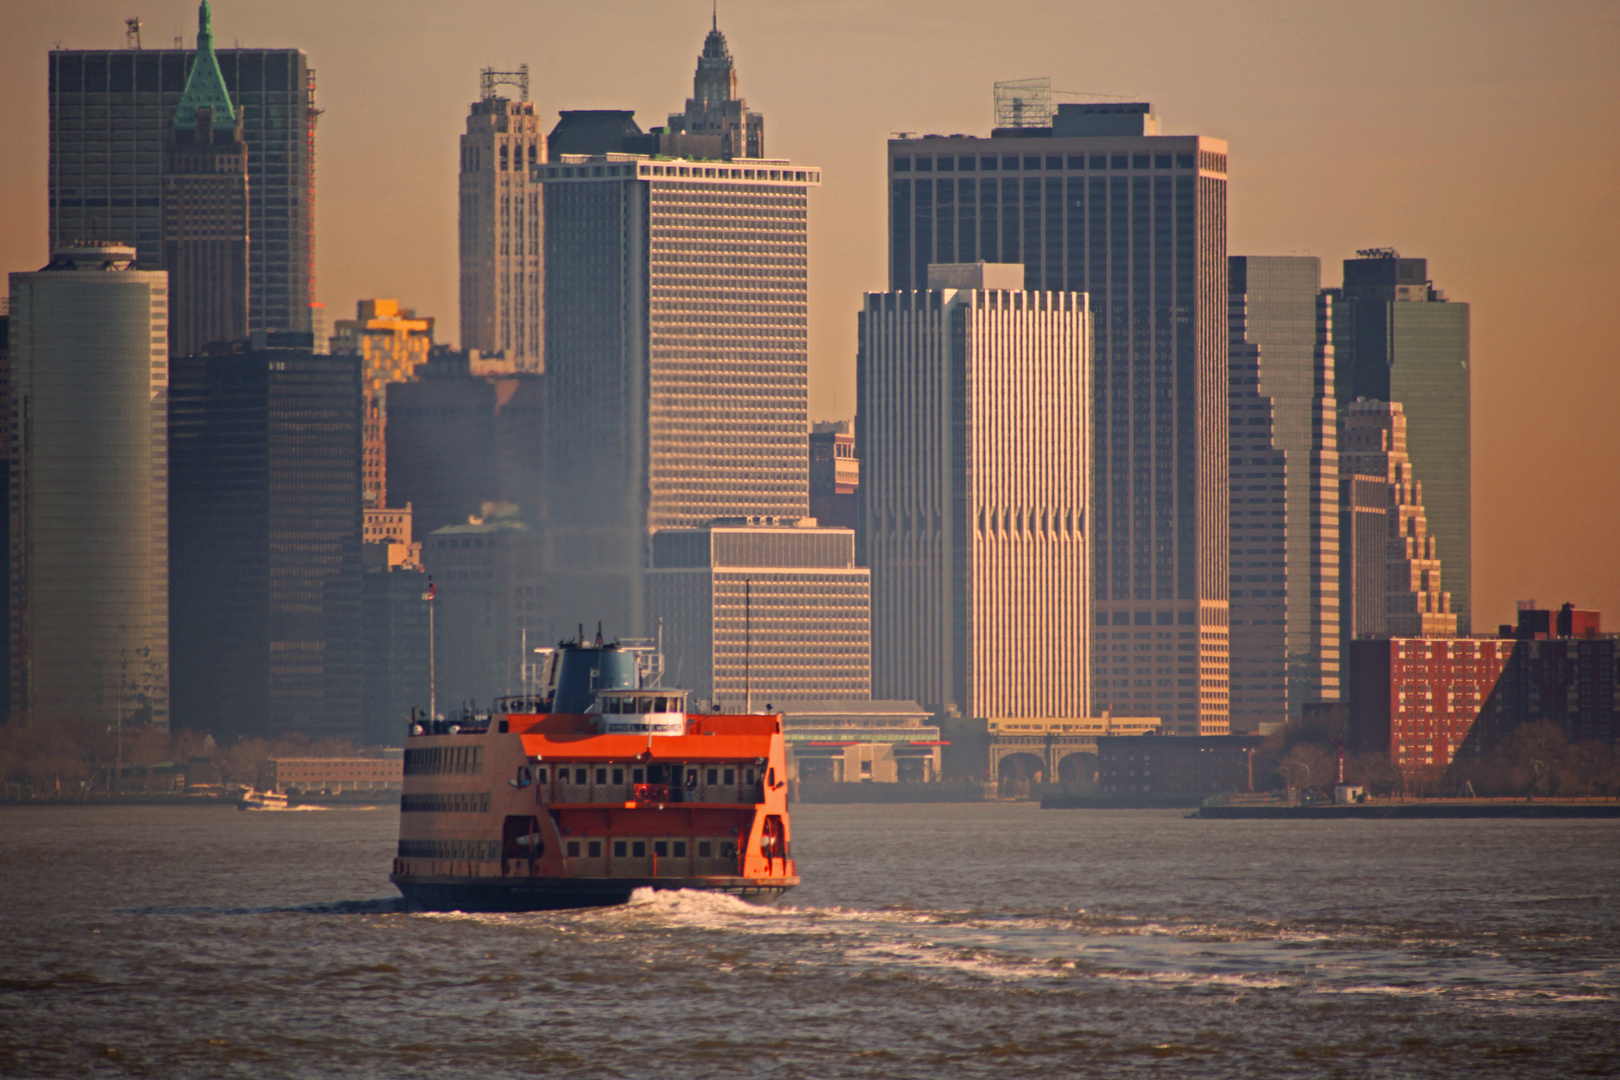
[2,803,1616,1077]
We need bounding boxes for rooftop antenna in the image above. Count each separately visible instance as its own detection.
[479,65,530,102]
[994,77,1054,128]
[125,17,142,49]
[713,0,718,31]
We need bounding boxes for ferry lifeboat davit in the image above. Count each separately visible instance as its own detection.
[390,635,798,911]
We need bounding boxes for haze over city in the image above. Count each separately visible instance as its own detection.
[1,0,1616,630]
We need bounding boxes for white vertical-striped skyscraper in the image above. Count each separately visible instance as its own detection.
[9,244,170,728]
[858,263,1091,719]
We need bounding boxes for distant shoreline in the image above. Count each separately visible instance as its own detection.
[0,793,399,809]
[1193,801,1620,819]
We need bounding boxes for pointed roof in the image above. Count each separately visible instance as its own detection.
[174,1,235,130]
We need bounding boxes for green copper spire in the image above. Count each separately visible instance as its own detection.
[174,1,235,130]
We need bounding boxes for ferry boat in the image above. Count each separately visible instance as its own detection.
[236,786,291,810]
[389,633,798,911]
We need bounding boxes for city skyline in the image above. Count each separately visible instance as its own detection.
[0,0,1615,632]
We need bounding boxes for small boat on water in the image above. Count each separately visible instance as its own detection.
[236,786,291,811]
[390,631,798,912]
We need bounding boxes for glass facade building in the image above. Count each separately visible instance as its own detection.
[1228,256,1339,729]
[48,46,316,335]
[1333,254,1470,633]
[168,337,363,740]
[8,245,170,729]
[886,104,1231,734]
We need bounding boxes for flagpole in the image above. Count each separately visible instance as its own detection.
[427,578,437,719]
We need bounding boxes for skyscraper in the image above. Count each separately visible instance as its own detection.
[539,153,820,639]
[420,512,543,709]
[664,16,764,159]
[162,1,249,360]
[330,299,434,508]
[1339,400,1457,642]
[8,244,170,728]
[858,262,1091,720]
[49,8,317,335]
[1333,250,1470,632]
[1227,256,1340,730]
[458,69,543,371]
[808,421,858,530]
[887,100,1231,733]
[168,334,363,740]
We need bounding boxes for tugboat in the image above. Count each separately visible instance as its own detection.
[389,631,798,911]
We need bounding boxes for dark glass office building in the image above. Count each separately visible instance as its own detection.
[1228,256,1339,728]
[48,46,316,336]
[1332,252,1470,633]
[169,336,363,740]
[886,102,1231,734]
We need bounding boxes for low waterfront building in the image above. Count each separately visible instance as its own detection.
[772,698,938,783]
[1097,734,1265,798]
[1349,603,1617,777]
[260,756,403,794]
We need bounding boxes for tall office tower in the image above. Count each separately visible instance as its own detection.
[162,2,248,360]
[809,421,858,529]
[385,348,545,535]
[1339,401,1456,643]
[540,154,820,639]
[1226,317,1288,730]
[8,244,170,728]
[887,100,1231,734]
[1333,250,1470,632]
[458,69,543,372]
[49,6,318,334]
[168,334,363,740]
[0,307,8,718]
[361,508,428,746]
[420,512,543,708]
[858,263,1090,720]
[647,521,871,705]
[330,299,434,507]
[1227,256,1340,730]
[663,16,764,160]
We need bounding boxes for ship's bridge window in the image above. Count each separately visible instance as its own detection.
[604,698,621,714]
[637,696,654,713]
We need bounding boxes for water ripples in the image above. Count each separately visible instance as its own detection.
[2,804,1617,1078]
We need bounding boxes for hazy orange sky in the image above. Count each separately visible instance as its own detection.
[2,0,1617,631]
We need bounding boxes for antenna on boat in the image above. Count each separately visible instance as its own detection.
[744,577,752,714]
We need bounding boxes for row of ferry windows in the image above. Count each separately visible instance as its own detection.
[563,839,737,859]
[543,766,756,786]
